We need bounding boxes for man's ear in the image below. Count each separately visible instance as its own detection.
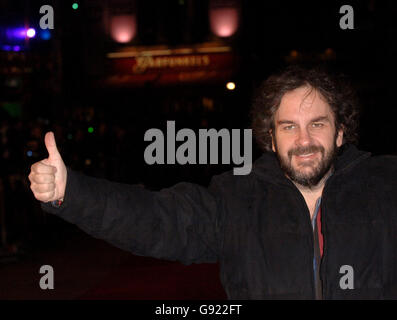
[336,127,344,147]
[270,130,276,152]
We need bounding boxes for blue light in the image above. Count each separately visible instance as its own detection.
[1,45,12,51]
[5,27,38,40]
[1,44,25,52]
[6,27,26,40]
[40,30,51,40]
[27,150,33,157]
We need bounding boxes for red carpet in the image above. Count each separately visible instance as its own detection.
[79,257,227,300]
[0,228,227,300]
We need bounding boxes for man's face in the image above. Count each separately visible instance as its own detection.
[272,86,343,188]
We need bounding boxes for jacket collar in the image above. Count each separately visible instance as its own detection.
[251,143,371,186]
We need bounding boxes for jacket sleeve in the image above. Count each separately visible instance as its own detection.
[40,167,225,265]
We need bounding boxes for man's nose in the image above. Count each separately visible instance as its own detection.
[295,128,312,146]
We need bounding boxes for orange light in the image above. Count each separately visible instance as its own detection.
[290,50,299,58]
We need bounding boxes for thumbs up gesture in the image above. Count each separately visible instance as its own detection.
[29,131,67,203]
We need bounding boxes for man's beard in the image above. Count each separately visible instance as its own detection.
[274,139,339,188]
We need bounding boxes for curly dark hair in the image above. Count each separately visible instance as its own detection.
[251,64,360,152]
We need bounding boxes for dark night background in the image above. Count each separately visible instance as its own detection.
[0,0,396,299]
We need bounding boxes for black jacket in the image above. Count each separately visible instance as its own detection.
[41,144,397,299]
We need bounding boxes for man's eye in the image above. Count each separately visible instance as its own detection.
[283,125,295,131]
[312,123,324,128]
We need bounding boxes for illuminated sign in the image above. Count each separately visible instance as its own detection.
[102,45,238,87]
[132,55,210,73]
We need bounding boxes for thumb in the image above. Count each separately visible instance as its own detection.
[44,131,61,160]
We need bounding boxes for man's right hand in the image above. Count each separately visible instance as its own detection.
[28,131,67,203]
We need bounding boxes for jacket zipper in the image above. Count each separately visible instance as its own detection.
[288,176,334,300]
[319,201,327,299]
[319,173,338,300]
[287,185,317,299]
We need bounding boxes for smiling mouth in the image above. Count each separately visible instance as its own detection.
[295,152,318,159]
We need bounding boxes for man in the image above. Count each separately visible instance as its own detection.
[29,65,397,299]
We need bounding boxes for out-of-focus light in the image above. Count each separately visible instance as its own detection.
[72,3,79,10]
[85,159,91,166]
[209,7,239,37]
[67,133,73,140]
[1,45,12,51]
[290,50,299,58]
[27,150,33,157]
[110,15,137,43]
[324,48,335,58]
[226,81,236,90]
[6,78,19,88]
[13,46,21,52]
[6,27,26,40]
[88,127,94,133]
[26,28,36,38]
[40,30,51,40]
